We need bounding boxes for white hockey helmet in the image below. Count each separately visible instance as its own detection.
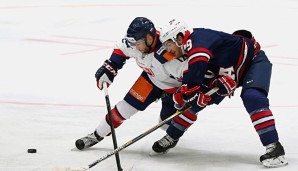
[159,19,188,44]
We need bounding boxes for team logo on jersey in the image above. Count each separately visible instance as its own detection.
[204,67,235,80]
[218,66,235,80]
[246,80,253,84]
[129,76,153,103]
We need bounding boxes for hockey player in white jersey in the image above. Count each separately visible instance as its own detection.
[75,17,188,151]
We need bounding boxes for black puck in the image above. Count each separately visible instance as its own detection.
[27,149,37,153]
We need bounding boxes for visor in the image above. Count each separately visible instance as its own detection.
[125,34,145,47]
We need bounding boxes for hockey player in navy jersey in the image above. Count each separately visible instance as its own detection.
[152,19,288,167]
[75,17,191,152]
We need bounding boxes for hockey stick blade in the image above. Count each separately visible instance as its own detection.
[55,87,218,171]
[52,107,190,171]
[52,166,89,171]
[53,166,133,171]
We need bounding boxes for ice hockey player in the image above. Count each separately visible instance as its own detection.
[75,17,190,153]
[152,19,288,168]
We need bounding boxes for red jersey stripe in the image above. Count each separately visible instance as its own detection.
[113,49,126,57]
[187,47,213,59]
[189,56,209,65]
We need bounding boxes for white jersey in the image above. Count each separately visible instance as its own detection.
[112,39,187,92]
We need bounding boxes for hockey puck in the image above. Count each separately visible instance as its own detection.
[27,149,37,153]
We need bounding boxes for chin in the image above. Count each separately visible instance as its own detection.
[141,49,149,53]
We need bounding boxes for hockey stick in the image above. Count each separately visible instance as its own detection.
[103,83,123,171]
[53,87,218,171]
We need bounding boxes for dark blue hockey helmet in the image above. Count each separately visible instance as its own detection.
[126,17,156,42]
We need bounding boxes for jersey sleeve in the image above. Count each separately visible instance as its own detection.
[109,38,132,69]
[185,29,223,87]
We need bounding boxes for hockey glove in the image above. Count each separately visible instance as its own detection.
[173,84,212,109]
[212,75,236,96]
[196,91,211,108]
[173,84,199,110]
[95,60,118,90]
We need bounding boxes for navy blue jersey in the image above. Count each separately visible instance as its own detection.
[183,28,255,87]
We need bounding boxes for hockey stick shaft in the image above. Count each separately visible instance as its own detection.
[55,87,218,171]
[103,83,123,171]
[87,87,219,169]
[87,105,193,169]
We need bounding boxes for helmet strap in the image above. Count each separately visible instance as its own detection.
[173,34,186,55]
[180,45,186,55]
[145,34,156,52]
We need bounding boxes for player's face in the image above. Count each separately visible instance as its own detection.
[135,39,150,53]
[164,40,183,57]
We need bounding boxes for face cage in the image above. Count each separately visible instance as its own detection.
[163,36,181,49]
[125,36,146,47]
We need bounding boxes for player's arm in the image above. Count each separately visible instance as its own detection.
[173,46,213,109]
[185,47,212,87]
[95,41,129,90]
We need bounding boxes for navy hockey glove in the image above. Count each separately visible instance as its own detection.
[212,75,236,96]
[95,60,118,90]
[173,84,211,109]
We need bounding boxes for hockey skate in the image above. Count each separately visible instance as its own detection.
[75,131,104,150]
[260,142,288,168]
[152,134,178,154]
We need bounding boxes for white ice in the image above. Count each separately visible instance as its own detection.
[1,0,298,170]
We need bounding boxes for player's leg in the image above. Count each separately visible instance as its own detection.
[241,51,287,167]
[151,91,183,153]
[152,106,199,153]
[152,86,225,153]
[76,72,162,150]
[158,91,177,131]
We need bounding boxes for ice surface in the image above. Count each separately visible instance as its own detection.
[1,0,298,170]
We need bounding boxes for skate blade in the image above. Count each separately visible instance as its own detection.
[262,155,288,168]
[149,150,169,157]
